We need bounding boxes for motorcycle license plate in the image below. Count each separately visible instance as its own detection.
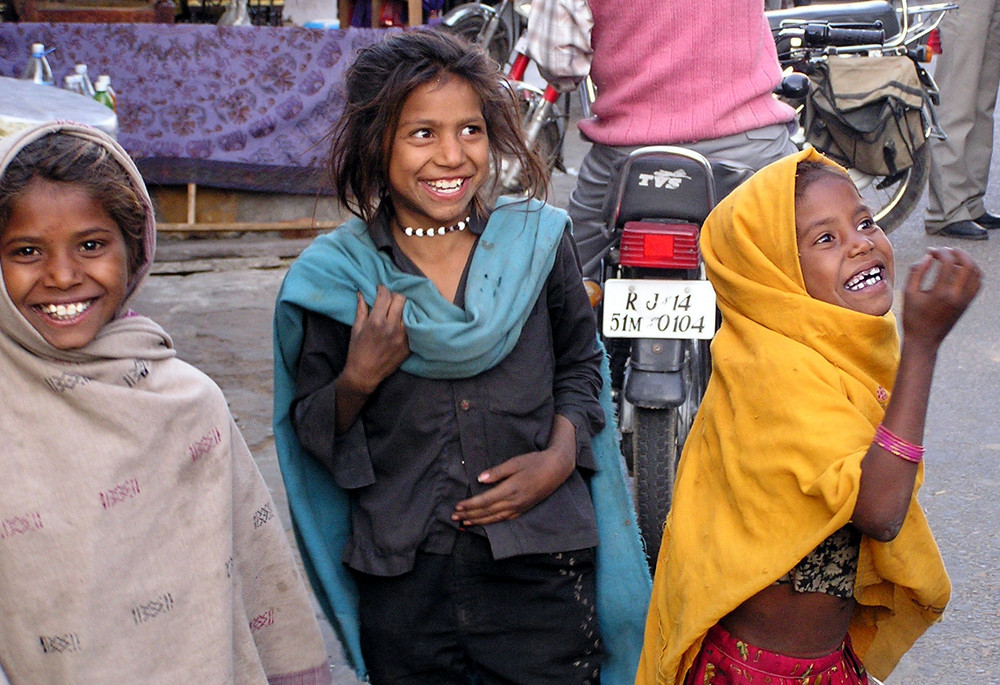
[601,279,716,340]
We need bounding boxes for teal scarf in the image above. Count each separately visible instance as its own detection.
[273,198,651,683]
[275,197,564,379]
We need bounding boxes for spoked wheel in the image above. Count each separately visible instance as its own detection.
[442,13,511,66]
[533,118,563,177]
[848,142,930,234]
[497,85,565,193]
[499,120,562,192]
[632,339,709,570]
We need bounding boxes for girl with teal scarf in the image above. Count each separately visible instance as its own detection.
[273,29,650,684]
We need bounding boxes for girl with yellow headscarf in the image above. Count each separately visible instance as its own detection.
[636,148,981,685]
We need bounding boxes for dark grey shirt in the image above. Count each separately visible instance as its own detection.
[292,210,604,576]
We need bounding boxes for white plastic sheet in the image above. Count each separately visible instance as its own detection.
[0,76,118,138]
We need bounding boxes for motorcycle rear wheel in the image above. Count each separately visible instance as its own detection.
[847,141,930,234]
[632,406,678,571]
[631,339,709,570]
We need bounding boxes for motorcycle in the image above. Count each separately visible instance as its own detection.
[595,0,954,566]
[439,0,525,67]
[439,0,570,192]
[768,0,956,233]
[595,147,754,566]
[498,50,569,191]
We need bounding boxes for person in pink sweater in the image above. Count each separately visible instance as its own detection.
[524,0,798,280]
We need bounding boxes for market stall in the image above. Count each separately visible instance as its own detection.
[0,22,393,195]
[1,74,119,136]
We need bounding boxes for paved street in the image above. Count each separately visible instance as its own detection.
[133,92,999,683]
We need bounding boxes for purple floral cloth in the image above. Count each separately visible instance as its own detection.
[0,23,394,193]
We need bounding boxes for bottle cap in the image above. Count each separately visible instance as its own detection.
[75,63,88,74]
[31,43,45,54]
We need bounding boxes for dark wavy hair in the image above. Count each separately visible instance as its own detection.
[328,29,549,225]
[0,133,147,277]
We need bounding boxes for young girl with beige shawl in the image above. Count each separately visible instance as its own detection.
[0,122,331,684]
[636,149,981,684]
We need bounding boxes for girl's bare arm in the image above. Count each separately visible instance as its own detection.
[853,247,980,541]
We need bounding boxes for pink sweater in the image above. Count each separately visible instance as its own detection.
[580,0,795,146]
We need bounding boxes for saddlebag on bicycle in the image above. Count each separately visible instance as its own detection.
[803,55,926,177]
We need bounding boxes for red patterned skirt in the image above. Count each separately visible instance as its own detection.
[684,623,870,684]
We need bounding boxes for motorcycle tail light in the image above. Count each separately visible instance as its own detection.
[927,29,941,59]
[619,221,700,269]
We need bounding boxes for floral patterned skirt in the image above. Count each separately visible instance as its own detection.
[684,623,871,684]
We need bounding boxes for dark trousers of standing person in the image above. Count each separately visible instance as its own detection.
[353,532,603,684]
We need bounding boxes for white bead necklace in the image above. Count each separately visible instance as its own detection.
[402,216,471,238]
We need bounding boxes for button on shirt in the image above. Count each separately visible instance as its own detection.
[291,210,604,576]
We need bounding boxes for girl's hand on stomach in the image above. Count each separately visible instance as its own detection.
[902,247,981,350]
[452,416,577,526]
[341,285,410,394]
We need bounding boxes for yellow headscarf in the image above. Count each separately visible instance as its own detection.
[636,149,950,684]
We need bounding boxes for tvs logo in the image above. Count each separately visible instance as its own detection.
[637,169,692,190]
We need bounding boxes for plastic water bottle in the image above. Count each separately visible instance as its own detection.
[94,76,115,111]
[74,63,96,97]
[95,74,117,110]
[21,43,54,86]
[63,73,86,95]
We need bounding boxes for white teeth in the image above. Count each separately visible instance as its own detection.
[845,267,883,291]
[426,179,463,192]
[39,301,91,320]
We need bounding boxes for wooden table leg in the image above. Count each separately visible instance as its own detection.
[407,0,421,25]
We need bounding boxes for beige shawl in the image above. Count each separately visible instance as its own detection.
[0,123,330,684]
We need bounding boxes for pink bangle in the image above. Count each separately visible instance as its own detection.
[873,424,924,463]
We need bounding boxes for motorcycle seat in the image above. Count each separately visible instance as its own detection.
[766,0,900,40]
[603,147,754,230]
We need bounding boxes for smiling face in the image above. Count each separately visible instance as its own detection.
[387,74,490,233]
[1,177,130,349]
[795,170,895,316]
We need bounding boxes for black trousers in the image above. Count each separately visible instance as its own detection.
[353,532,603,684]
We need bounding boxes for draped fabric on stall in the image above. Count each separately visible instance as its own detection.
[0,23,393,193]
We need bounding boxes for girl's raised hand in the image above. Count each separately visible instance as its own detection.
[902,247,981,348]
[341,285,410,394]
